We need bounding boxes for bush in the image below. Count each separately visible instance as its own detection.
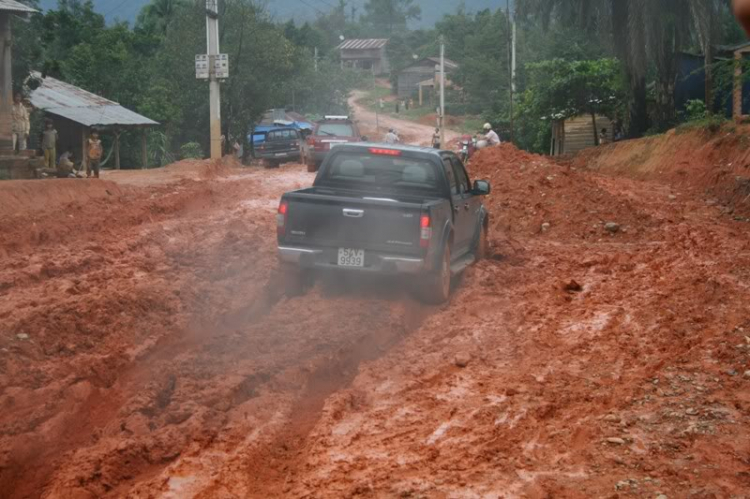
[684,99,708,121]
[180,142,203,159]
[676,99,727,135]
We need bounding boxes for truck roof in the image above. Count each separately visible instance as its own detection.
[329,142,450,157]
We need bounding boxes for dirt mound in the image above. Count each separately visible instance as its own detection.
[468,144,655,242]
[162,156,236,179]
[0,179,123,219]
[417,113,462,128]
[572,126,750,217]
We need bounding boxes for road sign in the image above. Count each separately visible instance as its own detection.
[195,54,229,80]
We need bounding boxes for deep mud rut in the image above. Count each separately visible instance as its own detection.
[1,139,749,498]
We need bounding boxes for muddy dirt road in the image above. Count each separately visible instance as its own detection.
[2,135,750,497]
[349,90,461,147]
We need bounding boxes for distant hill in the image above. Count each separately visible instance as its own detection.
[38,0,509,27]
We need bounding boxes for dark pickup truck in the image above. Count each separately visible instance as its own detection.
[276,143,491,303]
[254,127,304,166]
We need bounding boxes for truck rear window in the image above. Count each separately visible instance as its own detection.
[317,124,355,137]
[268,130,297,140]
[319,152,440,193]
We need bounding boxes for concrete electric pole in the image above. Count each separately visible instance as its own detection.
[206,0,222,160]
[507,0,515,144]
[439,35,446,149]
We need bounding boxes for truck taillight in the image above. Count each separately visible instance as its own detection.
[420,214,432,248]
[277,200,288,236]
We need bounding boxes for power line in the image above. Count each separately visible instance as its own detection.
[297,0,325,15]
[103,0,131,18]
[311,0,336,9]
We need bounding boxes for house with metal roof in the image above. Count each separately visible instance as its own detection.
[338,39,390,75]
[28,72,159,170]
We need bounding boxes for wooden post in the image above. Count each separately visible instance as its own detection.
[419,83,423,107]
[0,13,13,151]
[114,129,121,170]
[81,127,89,173]
[141,129,148,169]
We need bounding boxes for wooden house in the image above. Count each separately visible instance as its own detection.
[550,115,612,156]
[338,39,390,75]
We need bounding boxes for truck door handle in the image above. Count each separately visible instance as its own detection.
[343,208,364,218]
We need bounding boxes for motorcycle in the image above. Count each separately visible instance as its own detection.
[459,134,477,163]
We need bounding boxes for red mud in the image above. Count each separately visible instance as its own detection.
[2,133,750,498]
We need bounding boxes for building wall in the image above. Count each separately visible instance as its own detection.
[551,115,612,156]
[340,47,390,75]
[398,69,432,98]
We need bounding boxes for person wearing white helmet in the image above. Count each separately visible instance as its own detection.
[483,123,501,146]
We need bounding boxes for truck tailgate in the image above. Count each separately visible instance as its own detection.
[284,193,425,253]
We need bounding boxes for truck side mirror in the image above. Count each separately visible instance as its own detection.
[473,180,491,195]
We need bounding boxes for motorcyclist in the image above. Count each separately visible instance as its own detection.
[481,123,501,146]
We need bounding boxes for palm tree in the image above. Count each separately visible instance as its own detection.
[518,0,726,135]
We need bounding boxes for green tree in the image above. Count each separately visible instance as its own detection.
[516,58,625,152]
[136,0,186,37]
[361,0,421,35]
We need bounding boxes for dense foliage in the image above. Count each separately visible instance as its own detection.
[12,0,749,160]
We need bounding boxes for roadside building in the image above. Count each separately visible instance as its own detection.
[396,57,459,100]
[0,0,42,179]
[550,115,612,156]
[338,39,390,75]
[28,72,159,170]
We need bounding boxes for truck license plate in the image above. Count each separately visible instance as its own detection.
[338,248,365,267]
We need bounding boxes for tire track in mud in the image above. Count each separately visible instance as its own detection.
[29,271,439,498]
[123,281,437,498]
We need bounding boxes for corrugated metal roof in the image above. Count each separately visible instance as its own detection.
[338,39,389,50]
[29,72,158,128]
[0,0,37,13]
[401,57,459,73]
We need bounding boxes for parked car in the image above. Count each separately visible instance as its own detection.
[276,143,491,304]
[254,127,304,167]
[305,116,366,172]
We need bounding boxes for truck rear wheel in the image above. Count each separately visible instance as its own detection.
[280,265,312,297]
[474,222,490,260]
[416,245,451,304]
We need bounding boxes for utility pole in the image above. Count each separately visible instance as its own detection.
[206,0,222,160]
[507,0,515,144]
[314,47,319,72]
[439,35,446,149]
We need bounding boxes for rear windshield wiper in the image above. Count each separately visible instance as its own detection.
[320,131,336,136]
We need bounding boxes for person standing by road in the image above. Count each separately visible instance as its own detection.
[432,127,441,149]
[87,130,103,178]
[384,128,400,144]
[42,120,58,170]
[12,94,29,152]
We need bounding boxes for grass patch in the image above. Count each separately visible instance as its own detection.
[675,114,728,135]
